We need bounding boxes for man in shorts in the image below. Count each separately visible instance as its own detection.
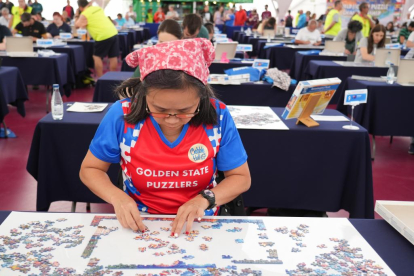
[75,0,119,77]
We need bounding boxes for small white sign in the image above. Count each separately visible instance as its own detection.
[36,39,54,47]
[60,33,72,39]
[215,38,229,43]
[237,44,253,52]
[77,29,87,35]
[214,34,227,38]
[252,59,270,70]
[344,89,368,106]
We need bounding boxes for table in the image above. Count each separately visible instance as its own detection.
[264,46,326,70]
[337,78,414,137]
[121,59,252,74]
[34,44,86,75]
[94,72,295,106]
[0,212,412,274]
[67,40,95,69]
[27,105,373,219]
[246,37,266,57]
[290,52,347,81]
[93,72,132,102]
[304,60,389,104]
[1,55,74,97]
[117,33,128,59]
[26,103,120,211]
[0,66,28,122]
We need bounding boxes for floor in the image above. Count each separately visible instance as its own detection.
[1,80,413,219]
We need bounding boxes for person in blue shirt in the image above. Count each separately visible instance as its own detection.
[46,12,71,38]
[115,13,126,27]
[297,10,307,28]
[224,8,235,26]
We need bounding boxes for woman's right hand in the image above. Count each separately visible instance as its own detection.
[111,192,147,232]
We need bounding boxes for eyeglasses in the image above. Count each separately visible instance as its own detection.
[146,104,200,119]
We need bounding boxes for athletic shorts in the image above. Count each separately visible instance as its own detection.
[94,35,119,59]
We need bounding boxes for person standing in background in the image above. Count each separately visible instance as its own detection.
[296,10,307,28]
[75,0,119,77]
[5,0,13,14]
[145,8,153,23]
[166,5,179,20]
[0,1,5,11]
[285,10,293,27]
[200,5,213,24]
[63,0,74,20]
[247,9,258,28]
[224,8,235,27]
[126,5,136,22]
[214,5,224,25]
[10,0,32,29]
[154,7,165,23]
[351,2,375,37]
[305,11,311,25]
[262,4,271,20]
[234,5,246,27]
[0,7,11,27]
[31,0,42,15]
[323,0,343,39]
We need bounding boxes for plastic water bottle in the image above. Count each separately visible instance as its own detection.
[385,51,392,67]
[241,26,244,32]
[386,64,395,84]
[51,84,63,120]
[147,40,153,46]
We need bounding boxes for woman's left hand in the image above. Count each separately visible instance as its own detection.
[170,195,209,237]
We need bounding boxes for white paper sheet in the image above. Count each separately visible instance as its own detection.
[67,102,108,112]
[310,115,349,122]
[0,212,395,276]
[228,105,289,130]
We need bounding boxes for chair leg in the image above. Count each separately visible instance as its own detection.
[390,136,393,144]
[371,135,376,160]
[71,202,77,213]
[86,203,91,212]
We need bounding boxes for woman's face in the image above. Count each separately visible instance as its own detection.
[158,32,179,43]
[53,15,62,25]
[372,31,384,44]
[387,23,392,29]
[146,87,200,133]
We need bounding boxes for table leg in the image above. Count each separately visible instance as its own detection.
[71,202,77,213]
[86,203,91,212]
[371,135,376,160]
[390,136,393,144]
[46,85,50,113]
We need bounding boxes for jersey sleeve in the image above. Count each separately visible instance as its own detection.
[212,100,248,172]
[89,101,125,163]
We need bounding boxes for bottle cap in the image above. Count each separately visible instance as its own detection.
[53,84,59,88]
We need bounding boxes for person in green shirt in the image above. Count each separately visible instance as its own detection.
[398,21,414,44]
[182,13,210,40]
[133,19,183,78]
[351,2,375,37]
[146,8,154,23]
[31,0,42,15]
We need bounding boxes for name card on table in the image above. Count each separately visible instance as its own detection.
[344,89,368,105]
[385,43,401,49]
[60,33,72,40]
[252,59,270,70]
[77,29,87,35]
[237,44,253,52]
[214,34,227,38]
[216,38,230,43]
[36,39,54,47]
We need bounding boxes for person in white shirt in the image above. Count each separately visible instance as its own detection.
[125,5,136,22]
[294,19,322,45]
[0,7,11,27]
[166,5,179,21]
[406,30,414,48]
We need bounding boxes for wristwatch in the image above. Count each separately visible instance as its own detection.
[199,189,216,210]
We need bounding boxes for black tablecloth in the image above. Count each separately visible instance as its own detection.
[117,33,128,59]
[246,37,266,57]
[0,66,28,122]
[304,60,389,104]
[27,105,373,218]
[93,72,133,102]
[67,40,95,69]
[290,52,347,81]
[265,46,326,70]
[35,45,86,74]
[0,212,410,275]
[121,59,251,74]
[1,55,74,97]
[211,82,294,107]
[337,78,414,136]
[26,103,119,211]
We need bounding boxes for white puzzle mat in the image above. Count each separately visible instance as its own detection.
[0,212,394,275]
